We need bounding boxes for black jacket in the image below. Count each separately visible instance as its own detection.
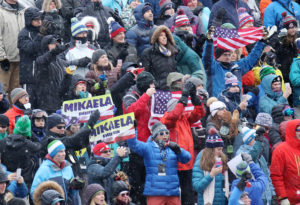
[106,42,138,67]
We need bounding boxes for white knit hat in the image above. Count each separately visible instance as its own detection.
[242,127,256,145]
[210,101,226,117]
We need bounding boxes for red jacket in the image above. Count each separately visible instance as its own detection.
[270,119,300,204]
[4,105,24,134]
[161,103,205,170]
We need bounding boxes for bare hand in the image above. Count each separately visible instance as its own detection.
[210,166,223,177]
[146,87,156,97]
[115,64,121,74]
[239,101,248,110]
[116,147,127,157]
[17,176,24,184]
[283,86,292,99]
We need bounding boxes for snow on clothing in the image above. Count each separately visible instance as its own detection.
[263,0,300,27]
[87,156,122,202]
[43,11,65,42]
[231,163,268,205]
[106,42,138,66]
[203,40,265,97]
[289,55,300,106]
[270,119,300,204]
[123,85,151,142]
[0,83,9,114]
[125,3,157,55]
[173,35,207,87]
[102,0,127,15]
[192,151,227,205]
[208,0,251,28]
[127,135,191,196]
[0,0,25,62]
[4,105,24,134]
[161,103,206,171]
[121,5,136,31]
[259,75,288,114]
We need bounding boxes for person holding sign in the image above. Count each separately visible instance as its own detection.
[127,122,191,205]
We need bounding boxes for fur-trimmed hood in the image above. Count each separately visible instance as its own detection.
[151,25,175,45]
[42,0,62,12]
[80,16,101,40]
[33,181,65,205]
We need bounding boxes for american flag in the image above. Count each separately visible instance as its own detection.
[213,26,264,50]
[148,90,202,130]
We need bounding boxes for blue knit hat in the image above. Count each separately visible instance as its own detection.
[142,3,153,15]
[236,161,250,178]
[71,17,88,37]
[47,140,66,158]
[242,127,256,145]
[107,17,126,39]
[205,128,224,148]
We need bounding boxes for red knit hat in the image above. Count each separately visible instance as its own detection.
[107,17,126,39]
[238,8,254,28]
[175,9,190,28]
[281,12,297,29]
[93,143,110,156]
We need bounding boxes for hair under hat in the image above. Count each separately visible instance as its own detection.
[242,127,256,145]
[210,101,226,117]
[10,88,28,104]
[225,72,239,89]
[236,161,251,178]
[107,17,126,39]
[215,47,230,59]
[166,72,184,88]
[205,128,224,148]
[92,142,110,156]
[175,9,190,28]
[151,122,168,138]
[71,17,88,37]
[238,7,254,28]
[47,140,66,158]
[85,184,105,205]
[159,0,173,15]
[92,49,107,64]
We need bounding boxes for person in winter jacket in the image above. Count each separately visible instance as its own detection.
[121,0,142,30]
[64,74,92,101]
[192,128,229,205]
[0,115,9,140]
[0,0,25,102]
[17,7,43,109]
[259,74,290,114]
[31,109,48,142]
[155,0,174,26]
[111,180,134,205]
[141,25,177,90]
[85,183,107,205]
[81,16,101,49]
[33,180,65,205]
[161,79,206,205]
[126,3,157,55]
[270,119,300,204]
[0,83,9,115]
[127,122,191,205]
[290,38,300,118]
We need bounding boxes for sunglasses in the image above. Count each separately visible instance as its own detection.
[120,192,130,197]
[159,131,169,136]
[0,125,7,129]
[56,125,65,130]
[102,150,110,154]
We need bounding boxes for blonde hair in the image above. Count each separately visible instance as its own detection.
[200,148,228,171]
[90,191,107,205]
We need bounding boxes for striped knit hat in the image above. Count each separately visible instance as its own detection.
[205,128,224,148]
[236,161,250,178]
[259,65,275,81]
[107,17,126,39]
[281,12,297,29]
[10,88,28,104]
[48,140,66,158]
[238,8,254,28]
[175,9,190,28]
[71,17,88,37]
[225,72,239,89]
[242,127,256,145]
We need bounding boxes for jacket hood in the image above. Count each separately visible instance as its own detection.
[261,75,282,98]
[151,25,175,45]
[41,35,56,53]
[80,16,100,40]
[285,119,300,149]
[42,0,62,12]
[0,0,24,11]
[271,104,287,124]
[173,34,188,60]
[134,3,154,28]
[5,134,26,149]
[25,7,42,28]
[33,181,65,205]
[70,74,87,91]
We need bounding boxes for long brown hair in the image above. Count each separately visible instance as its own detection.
[284,32,298,46]
[200,148,228,171]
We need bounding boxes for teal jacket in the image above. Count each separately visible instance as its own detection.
[290,55,300,106]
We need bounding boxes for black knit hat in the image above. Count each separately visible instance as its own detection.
[136,71,155,93]
[85,183,105,204]
[92,49,107,64]
[142,3,153,16]
[271,104,287,124]
[0,167,8,184]
[41,189,64,205]
[111,180,130,200]
[205,128,224,148]
[47,113,65,130]
[215,47,230,59]
[0,114,9,126]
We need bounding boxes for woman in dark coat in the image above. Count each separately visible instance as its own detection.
[141,25,178,90]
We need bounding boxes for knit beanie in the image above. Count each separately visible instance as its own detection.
[151,122,168,138]
[281,12,297,29]
[296,38,300,53]
[142,3,152,16]
[224,72,239,89]
[215,47,230,59]
[259,65,275,81]
[175,9,190,28]
[111,180,130,199]
[166,72,184,89]
[255,112,273,128]
[242,127,256,145]
[41,189,64,205]
[71,17,88,37]
[92,49,107,64]
[236,161,250,178]
[47,113,65,130]
[159,0,173,15]
[13,115,31,137]
[221,23,236,29]
[10,88,28,104]
[210,101,226,117]
[136,71,155,93]
[0,114,9,126]
[167,98,178,112]
[85,184,105,205]
[205,128,224,148]
[47,140,66,158]
[182,0,189,6]
[92,142,110,156]
[237,7,254,28]
[107,17,126,39]
[186,77,203,87]
[283,107,294,117]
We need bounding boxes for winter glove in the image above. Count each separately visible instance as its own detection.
[109,8,124,27]
[69,177,85,190]
[98,74,108,88]
[280,199,290,205]
[77,57,91,67]
[117,48,129,61]
[236,171,252,191]
[87,110,100,129]
[0,59,10,71]
[94,82,100,90]
[198,88,209,101]
[241,153,254,164]
[255,127,266,142]
[206,26,214,40]
[39,20,53,36]
[191,95,202,106]
[167,141,181,154]
[50,44,67,55]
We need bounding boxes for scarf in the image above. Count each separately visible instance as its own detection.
[0,132,8,140]
[159,45,171,56]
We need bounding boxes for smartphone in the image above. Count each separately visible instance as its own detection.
[285,83,291,90]
[215,157,222,167]
[117,59,123,66]
[16,168,21,181]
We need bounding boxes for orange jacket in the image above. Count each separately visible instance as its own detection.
[259,0,272,20]
[161,103,206,170]
[4,105,24,134]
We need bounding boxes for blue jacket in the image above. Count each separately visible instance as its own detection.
[259,75,288,114]
[145,0,160,19]
[289,55,300,106]
[228,186,245,205]
[231,163,268,205]
[127,135,191,196]
[192,151,227,205]
[203,40,265,97]
[263,0,300,28]
[102,0,128,15]
[125,3,157,55]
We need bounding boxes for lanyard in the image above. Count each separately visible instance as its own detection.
[278,1,295,17]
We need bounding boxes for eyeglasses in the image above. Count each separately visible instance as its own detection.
[216,107,226,111]
[102,150,110,154]
[56,125,65,130]
[159,131,169,136]
[0,125,7,129]
[120,191,130,197]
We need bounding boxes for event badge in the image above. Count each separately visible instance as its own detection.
[158,164,166,176]
[227,145,233,154]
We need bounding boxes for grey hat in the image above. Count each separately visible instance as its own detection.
[186,77,203,87]
[167,98,178,112]
[151,122,168,138]
[255,113,273,128]
[0,167,8,184]
[85,183,105,205]
[41,189,64,205]
[167,72,184,88]
[92,49,107,64]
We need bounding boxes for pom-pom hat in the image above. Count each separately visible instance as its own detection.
[175,9,190,28]
[107,17,126,39]
[205,128,224,148]
[281,12,297,29]
[238,7,254,28]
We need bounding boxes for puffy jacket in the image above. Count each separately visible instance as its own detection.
[263,0,300,27]
[161,103,206,170]
[4,106,24,133]
[192,151,227,205]
[203,40,265,97]
[106,42,138,66]
[231,163,268,205]
[102,0,127,15]
[0,0,25,62]
[270,119,300,204]
[125,3,157,55]
[259,75,288,114]
[173,35,207,87]
[127,135,191,196]
[289,55,300,106]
